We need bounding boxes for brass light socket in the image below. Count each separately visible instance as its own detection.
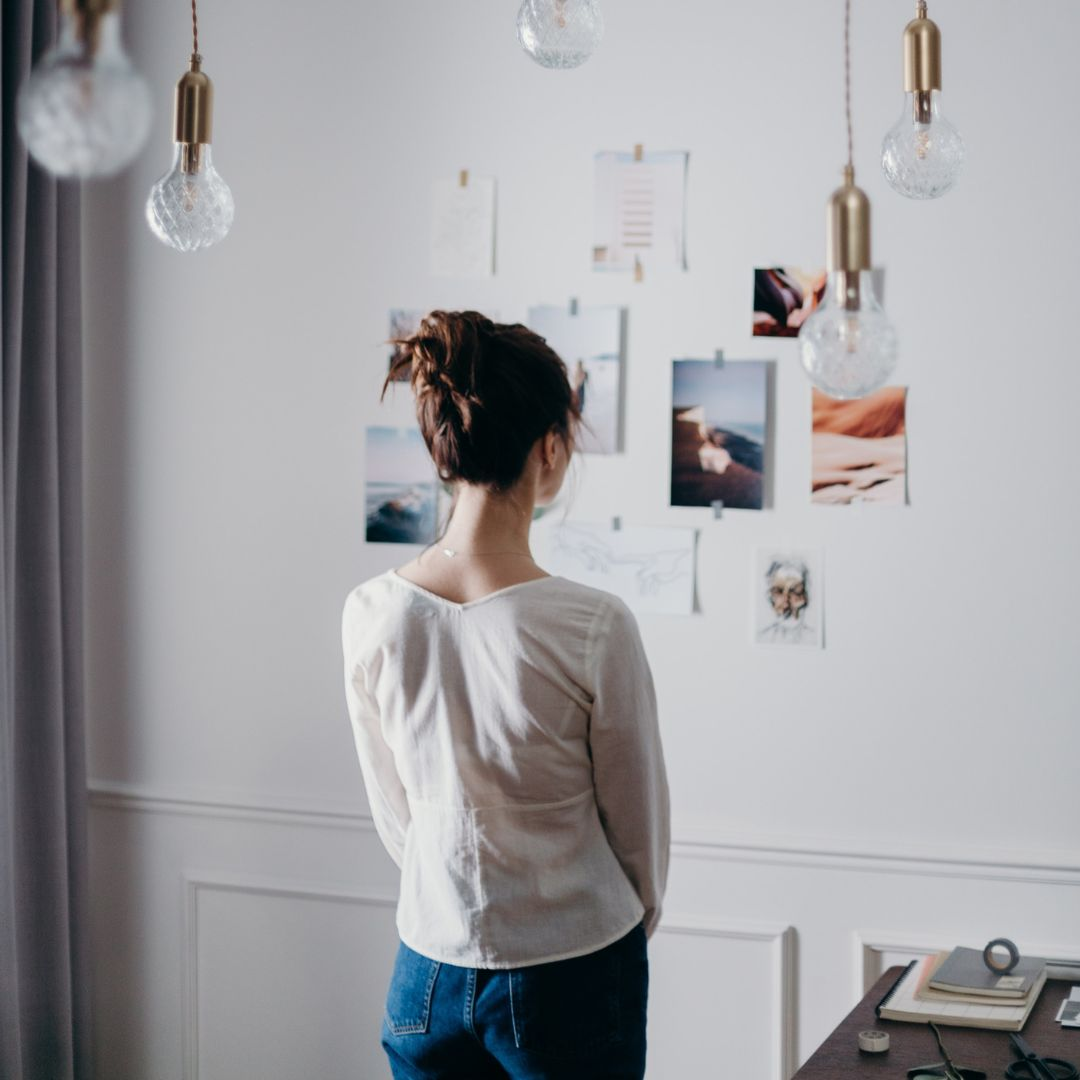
[826,166,871,276]
[903,1,942,93]
[174,55,214,150]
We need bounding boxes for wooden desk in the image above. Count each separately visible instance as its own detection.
[794,966,1079,1078]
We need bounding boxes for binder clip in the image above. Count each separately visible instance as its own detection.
[568,297,579,316]
[710,499,724,519]
[611,516,622,532]
[458,169,469,188]
[633,255,644,283]
[633,143,644,162]
[714,350,725,368]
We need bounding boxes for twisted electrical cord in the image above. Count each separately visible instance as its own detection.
[191,0,199,58]
[844,0,853,172]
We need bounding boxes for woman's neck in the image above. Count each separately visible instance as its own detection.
[438,481,535,556]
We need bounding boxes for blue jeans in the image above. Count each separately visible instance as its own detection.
[381,922,649,1079]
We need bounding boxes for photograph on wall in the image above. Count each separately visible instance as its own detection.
[536,521,695,616]
[811,387,907,505]
[430,173,496,278]
[365,426,438,544]
[527,304,623,454]
[753,266,826,337]
[592,150,688,274]
[754,549,823,648]
[670,359,769,511]
[387,309,424,382]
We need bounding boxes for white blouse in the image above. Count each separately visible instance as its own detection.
[341,569,670,969]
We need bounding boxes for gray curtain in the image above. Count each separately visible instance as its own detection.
[1,0,91,1078]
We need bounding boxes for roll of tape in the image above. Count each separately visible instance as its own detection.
[858,1029,890,1053]
[983,938,1020,974]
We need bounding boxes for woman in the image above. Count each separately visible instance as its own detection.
[342,310,669,1079]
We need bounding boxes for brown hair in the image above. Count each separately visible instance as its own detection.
[382,311,580,492]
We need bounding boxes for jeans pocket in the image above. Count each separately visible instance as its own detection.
[508,940,623,1060]
[384,943,441,1036]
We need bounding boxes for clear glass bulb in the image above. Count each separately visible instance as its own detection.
[799,271,898,399]
[16,11,151,179]
[881,90,964,199]
[146,143,234,252]
[517,0,603,69]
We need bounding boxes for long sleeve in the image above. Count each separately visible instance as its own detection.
[587,599,671,938]
[342,601,411,869]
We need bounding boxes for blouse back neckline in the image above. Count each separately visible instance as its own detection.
[387,568,563,611]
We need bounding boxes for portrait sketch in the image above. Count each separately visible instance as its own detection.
[754,549,823,648]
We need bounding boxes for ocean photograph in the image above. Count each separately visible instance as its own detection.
[365,427,438,544]
[670,359,769,510]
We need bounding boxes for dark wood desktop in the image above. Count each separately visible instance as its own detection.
[794,966,1078,1079]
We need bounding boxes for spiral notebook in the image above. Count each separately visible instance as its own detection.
[876,956,1046,1031]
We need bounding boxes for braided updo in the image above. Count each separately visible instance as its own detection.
[382,311,580,492]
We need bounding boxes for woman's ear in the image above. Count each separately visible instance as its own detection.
[542,429,559,470]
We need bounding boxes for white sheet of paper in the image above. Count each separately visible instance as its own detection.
[537,521,696,615]
[754,548,824,649]
[592,151,688,274]
[527,305,623,454]
[430,176,495,278]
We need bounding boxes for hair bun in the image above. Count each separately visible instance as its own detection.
[381,310,578,491]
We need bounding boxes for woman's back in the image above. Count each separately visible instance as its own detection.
[343,569,667,969]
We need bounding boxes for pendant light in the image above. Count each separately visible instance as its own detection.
[799,0,898,401]
[517,0,603,69]
[145,0,234,252]
[881,0,964,199]
[16,0,151,178]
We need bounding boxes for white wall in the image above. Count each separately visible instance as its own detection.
[83,1,1080,1077]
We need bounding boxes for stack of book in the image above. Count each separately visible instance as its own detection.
[877,947,1048,1031]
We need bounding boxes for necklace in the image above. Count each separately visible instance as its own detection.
[440,547,534,560]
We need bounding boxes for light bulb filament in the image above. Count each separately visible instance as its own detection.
[180,142,203,174]
[912,89,932,124]
[556,0,568,29]
[833,270,861,312]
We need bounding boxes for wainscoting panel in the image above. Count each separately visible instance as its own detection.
[185,876,398,1080]
[88,784,1079,1080]
[649,917,794,1080]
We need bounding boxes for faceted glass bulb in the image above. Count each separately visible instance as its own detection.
[16,12,151,179]
[517,0,603,69]
[146,144,234,252]
[799,271,898,399]
[881,90,964,200]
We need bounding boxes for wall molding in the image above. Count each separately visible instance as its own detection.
[180,872,794,1080]
[182,871,398,1080]
[90,779,1080,887]
[658,914,796,1080]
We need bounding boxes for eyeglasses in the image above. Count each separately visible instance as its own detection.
[906,1022,988,1080]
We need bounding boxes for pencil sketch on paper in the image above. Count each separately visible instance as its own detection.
[754,549,823,648]
[541,522,695,615]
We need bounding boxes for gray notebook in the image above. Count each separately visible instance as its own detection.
[929,947,1045,998]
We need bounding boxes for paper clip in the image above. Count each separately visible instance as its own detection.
[633,255,644,283]
[458,169,469,188]
[710,499,724,519]
[568,297,579,316]
[611,516,622,532]
[714,350,725,368]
